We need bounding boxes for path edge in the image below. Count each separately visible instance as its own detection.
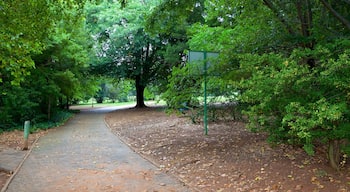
[0,136,41,192]
[103,111,198,192]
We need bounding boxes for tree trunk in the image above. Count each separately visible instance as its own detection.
[135,75,146,108]
[328,139,341,171]
[59,97,64,109]
[295,0,314,49]
[320,0,350,31]
[263,0,296,35]
[47,96,51,120]
[66,96,69,110]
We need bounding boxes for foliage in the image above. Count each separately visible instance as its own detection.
[239,44,350,164]
[144,86,155,101]
[0,0,96,130]
[1,0,350,171]
[145,0,206,93]
[30,110,78,133]
[94,79,134,103]
[145,0,205,35]
[163,64,202,110]
[0,0,86,85]
[230,1,350,169]
[86,0,167,107]
[0,0,51,85]
[152,0,350,169]
[0,85,39,129]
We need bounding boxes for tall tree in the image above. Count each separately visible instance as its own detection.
[87,0,171,107]
[145,0,210,109]
[0,0,95,128]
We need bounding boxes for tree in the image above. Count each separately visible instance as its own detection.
[156,0,350,169]
[145,0,210,109]
[0,0,86,85]
[207,0,350,170]
[0,0,96,129]
[32,7,93,109]
[239,0,350,170]
[86,0,171,107]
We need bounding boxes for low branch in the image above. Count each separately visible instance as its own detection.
[320,0,350,31]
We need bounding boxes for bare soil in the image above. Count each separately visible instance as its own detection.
[105,107,350,192]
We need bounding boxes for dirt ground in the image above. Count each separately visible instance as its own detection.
[105,107,350,192]
[1,106,350,191]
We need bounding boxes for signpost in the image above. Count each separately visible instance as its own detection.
[188,51,219,135]
[23,120,30,150]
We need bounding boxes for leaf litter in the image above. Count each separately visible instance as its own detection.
[105,107,350,192]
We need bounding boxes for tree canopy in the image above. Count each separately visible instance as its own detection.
[0,0,98,129]
[86,0,188,107]
[0,0,87,85]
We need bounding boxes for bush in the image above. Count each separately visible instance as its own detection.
[30,110,76,133]
[239,46,350,170]
[162,65,202,110]
[0,85,40,131]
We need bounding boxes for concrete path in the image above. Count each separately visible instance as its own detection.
[5,106,190,192]
[0,149,26,174]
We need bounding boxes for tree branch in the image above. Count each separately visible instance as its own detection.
[262,0,296,35]
[342,0,350,6]
[320,0,350,31]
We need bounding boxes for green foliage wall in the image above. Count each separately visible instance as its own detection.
[0,0,97,130]
[153,0,350,169]
[239,45,350,151]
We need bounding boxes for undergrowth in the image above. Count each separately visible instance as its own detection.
[0,110,79,134]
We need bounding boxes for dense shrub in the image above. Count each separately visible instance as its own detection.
[239,44,350,169]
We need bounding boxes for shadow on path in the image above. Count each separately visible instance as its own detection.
[5,106,190,192]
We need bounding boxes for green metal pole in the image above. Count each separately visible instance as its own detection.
[203,52,208,135]
[23,120,30,150]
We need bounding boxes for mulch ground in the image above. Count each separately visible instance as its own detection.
[105,107,350,192]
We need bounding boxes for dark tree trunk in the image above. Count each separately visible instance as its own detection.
[263,0,296,35]
[328,139,341,171]
[295,0,314,50]
[135,75,146,108]
[59,97,64,109]
[47,96,51,120]
[66,96,69,110]
[320,0,350,31]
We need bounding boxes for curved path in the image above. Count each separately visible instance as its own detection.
[6,106,190,192]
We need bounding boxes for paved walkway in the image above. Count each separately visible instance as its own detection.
[5,106,190,192]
